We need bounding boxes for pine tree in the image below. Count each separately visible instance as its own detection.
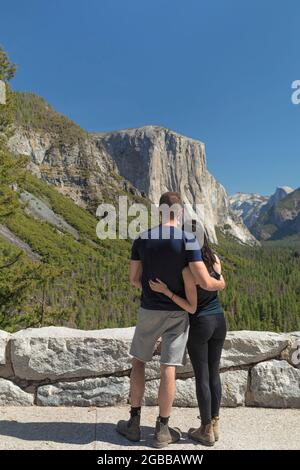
[0,47,27,220]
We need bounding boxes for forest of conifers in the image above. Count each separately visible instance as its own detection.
[1,47,299,333]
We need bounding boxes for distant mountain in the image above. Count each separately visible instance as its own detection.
[230,186,300,241]
[9,92,256,245]
[266,186,294,210]
[229,192,269,228]
[252,187,300,240]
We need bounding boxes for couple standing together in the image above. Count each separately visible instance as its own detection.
[117,192,226,448]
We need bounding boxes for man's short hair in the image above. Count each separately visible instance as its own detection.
[159,192,183,222]
[159,192,183,208]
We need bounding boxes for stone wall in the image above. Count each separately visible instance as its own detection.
[0,327,299,408]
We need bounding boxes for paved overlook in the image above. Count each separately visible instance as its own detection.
[0,407,299,450]
[0,327,300,450]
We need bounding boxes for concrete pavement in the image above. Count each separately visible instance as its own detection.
[0,406,299,450]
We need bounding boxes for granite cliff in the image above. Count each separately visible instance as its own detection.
[8,93,256,245]
[98,126,257,244]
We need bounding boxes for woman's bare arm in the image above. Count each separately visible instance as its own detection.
[149,267,197,314]
[189,260,225,291]
[213,255,222,275]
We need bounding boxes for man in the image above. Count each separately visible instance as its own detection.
[117,192,225,448]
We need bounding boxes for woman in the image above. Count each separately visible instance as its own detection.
[149,230,227,446]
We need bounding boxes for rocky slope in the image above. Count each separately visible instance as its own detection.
[229,192,269,228]
[252,187,300,240]
[9,126,142,210]
[267,186,294,207]
[8,93,256,245]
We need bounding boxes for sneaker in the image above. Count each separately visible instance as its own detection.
[188,423,215,446]
[116,414,141,442]
[152,418,182,448]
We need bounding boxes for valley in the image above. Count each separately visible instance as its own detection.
[0,48,299,333]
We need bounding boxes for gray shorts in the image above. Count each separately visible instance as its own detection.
[130,307,190,366]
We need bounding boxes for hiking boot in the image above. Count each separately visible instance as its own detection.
[152,418,182,448]
[188,423,215,446]
[212,416,220,441]
[116,415,141,442]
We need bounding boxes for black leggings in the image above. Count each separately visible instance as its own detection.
[187,314,227,425]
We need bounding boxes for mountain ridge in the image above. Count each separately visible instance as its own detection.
[1,92,299,333]
[230,186,300,241]
[8,92,256,245]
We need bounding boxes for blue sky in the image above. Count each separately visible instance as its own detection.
[1,0,299,195]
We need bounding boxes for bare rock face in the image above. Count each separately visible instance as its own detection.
[0,378,34,406]
[20,191,79,237]
[229,192,269,229]
[8,127,141,208]
[9,120,256,245]
[247,360,300,408]
[0,80,6,105]
[37,376,130,407]
[267,186,294,208]
[98,126,256,244]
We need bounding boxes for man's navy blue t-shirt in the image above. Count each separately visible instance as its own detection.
[131,225,202,310]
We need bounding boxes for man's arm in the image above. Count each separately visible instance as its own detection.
[129,260,142,289]
[189,261,225,291]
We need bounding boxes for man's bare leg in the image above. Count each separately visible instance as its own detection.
[153,364,181,448]
[158,365,176,417]
[117,357,145,441]
[130,357,145,406]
